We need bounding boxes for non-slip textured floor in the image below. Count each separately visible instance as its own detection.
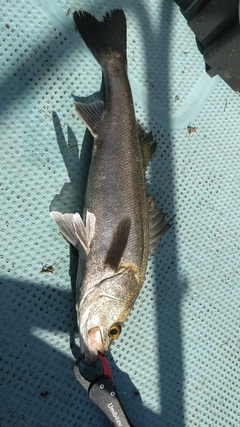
[0,1,239,426]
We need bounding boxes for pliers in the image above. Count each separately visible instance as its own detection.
[74,353,135,426]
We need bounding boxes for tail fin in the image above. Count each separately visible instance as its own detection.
[73,9,127,64]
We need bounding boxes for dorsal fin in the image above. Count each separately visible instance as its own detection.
[148,198,171,253]
[105,217,131,271]
[137,124,157,169]
[74,100,105,137]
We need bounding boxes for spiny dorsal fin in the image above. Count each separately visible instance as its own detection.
[105,217,131,271]
[50,210,96,253]
[137,124,157,169]
[74,100,105,137]
[148,198,171,253]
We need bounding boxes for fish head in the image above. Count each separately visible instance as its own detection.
[79,265,139,365]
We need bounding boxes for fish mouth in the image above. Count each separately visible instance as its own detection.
[83,349,99,366]
[82,326,107,365]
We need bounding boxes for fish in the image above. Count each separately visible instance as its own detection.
[50,9,170,365]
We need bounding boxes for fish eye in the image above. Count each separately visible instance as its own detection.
[108,324,121,339]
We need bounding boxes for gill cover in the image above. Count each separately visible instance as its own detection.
[79,266,140,364]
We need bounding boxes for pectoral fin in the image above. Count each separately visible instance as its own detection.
[50,210,96,253]
[74,100,105,137]
[105,217,131,271]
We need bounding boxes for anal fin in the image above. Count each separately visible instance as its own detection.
[74,100,105,137]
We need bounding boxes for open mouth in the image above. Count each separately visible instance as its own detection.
[81,326,106,365]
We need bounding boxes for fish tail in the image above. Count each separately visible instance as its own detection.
[73,9,127,65]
